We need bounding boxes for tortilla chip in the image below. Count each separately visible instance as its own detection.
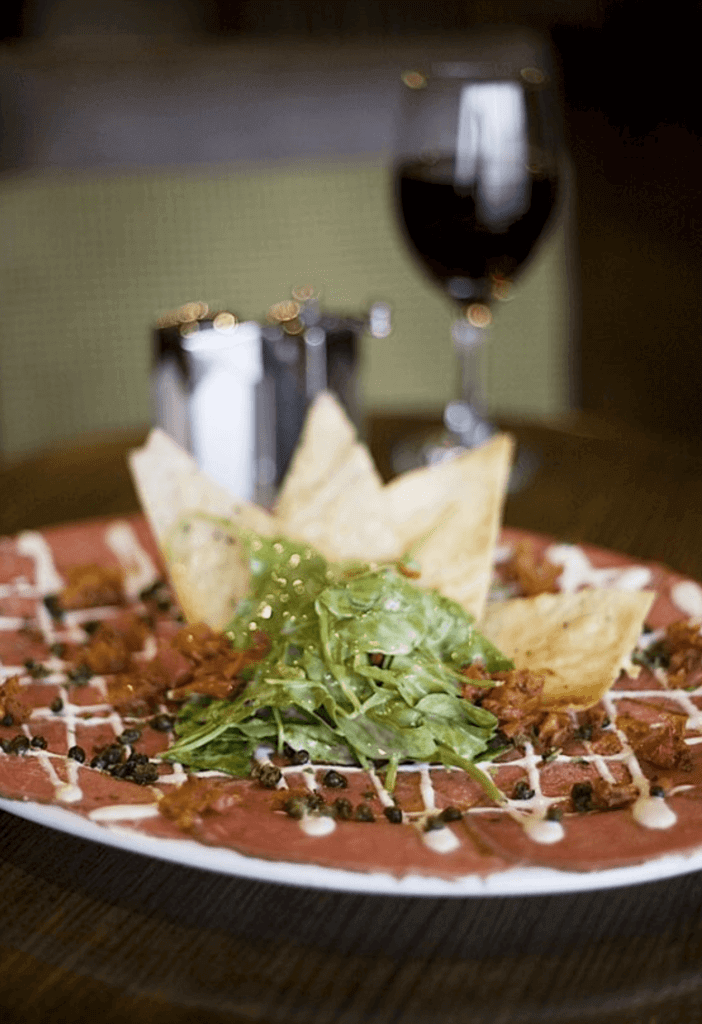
[275,393,401,563]
[128,429,274,627]
[480,588,655,708]
[128,429,274,547]
[165,513,253,631]
[275,392,357,521]
[384,434,514,620]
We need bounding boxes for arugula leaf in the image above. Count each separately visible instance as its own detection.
[339,710,437,763]
[164,536,514,796]
[167,732,255,776]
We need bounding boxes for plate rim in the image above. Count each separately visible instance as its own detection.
[4,794,702,898]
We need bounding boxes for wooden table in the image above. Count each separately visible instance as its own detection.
[3,414,702,1023]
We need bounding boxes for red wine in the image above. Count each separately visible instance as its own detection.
[396,157,558,304]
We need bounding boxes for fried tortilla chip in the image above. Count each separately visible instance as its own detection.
[165,513,254,631]
[276,392,357,520]
[128,429,274,628]
[129,429,274,544]
[480,588,655,708]
[384,434,514,620]
[275,393,401,563]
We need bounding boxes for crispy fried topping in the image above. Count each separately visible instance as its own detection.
[168,625,269,701]
[501,540,562,597]
[477,669,546,739]
[80,630,129,674]
[591,777,639,810]
[169,676,242,701]
[462,667,618,754]
[664,620,702,688]
[617,711,693,771]
[158,776,240,831]
[535,711,574,751]
[459,663,494,704]
[76,617,149,675]
[590,730,622,755]
[461,663,490,681]
[171,623,235,664]
[59,564,125,610]
[460,682,488,705]
[571,778,639,812]
[107,660,171,715]
[580,704,611,732]
[0,676,30,724]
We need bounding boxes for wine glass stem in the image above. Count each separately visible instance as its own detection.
[459,344,484,411]
[452,318,489,413]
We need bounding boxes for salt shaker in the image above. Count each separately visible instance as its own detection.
[151,305,271,503]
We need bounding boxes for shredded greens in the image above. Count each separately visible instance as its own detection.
[163,531,513,794]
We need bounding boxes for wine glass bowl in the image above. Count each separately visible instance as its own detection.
[392,45,562,468]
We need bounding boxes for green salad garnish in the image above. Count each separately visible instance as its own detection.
[163,532,513,797]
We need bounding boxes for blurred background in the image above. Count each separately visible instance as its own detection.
[0,0,699,461]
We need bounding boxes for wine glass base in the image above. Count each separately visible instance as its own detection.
[390,425,539,495]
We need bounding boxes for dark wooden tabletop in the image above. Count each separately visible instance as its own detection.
[3,413,702,1024]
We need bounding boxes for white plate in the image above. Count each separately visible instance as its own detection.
[3,518,702,899]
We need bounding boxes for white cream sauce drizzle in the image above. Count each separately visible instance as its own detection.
[422,826,461,853]
[492,544,512,565]
[138,636,158,662]
[417,764,436,813]
[10,532,66,645]
[32,750,71,798]
[546,544,652,593]
[55,781,83,803]
[0,527,191,818]
[670,692,702,732]
[104,522,159,600]
[16,532,65,593]
[632,796,677,830]
[0,580,39,599]
[601,693,678,831]
[299,813,336,837]
[5,537,90,804]
[300,767,320,793]
[520,816,565,845]
[66,606,120,625]
[414,763,462,853]
[89,803,161,822]
[280,765,333,835]
[671,581,702,619]
[499,742,567,845]
[0,617,26,631]
[48,682,84,802]
[158,761,189,786]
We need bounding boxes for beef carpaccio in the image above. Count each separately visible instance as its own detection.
[3,514,702,887]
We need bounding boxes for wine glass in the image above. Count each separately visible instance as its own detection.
[392,40,562,475]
